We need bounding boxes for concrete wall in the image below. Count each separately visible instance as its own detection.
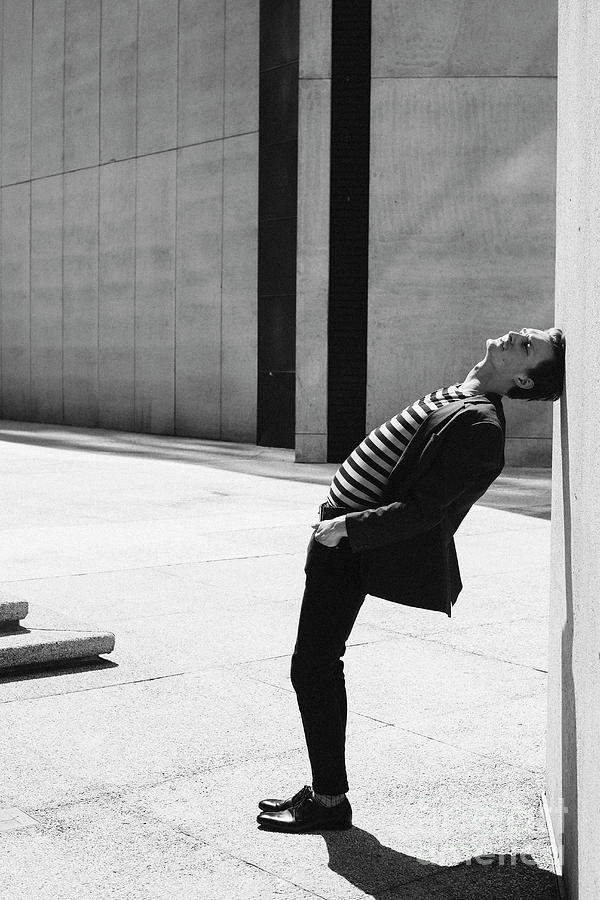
[0,0,259,440]
[546,2,600,897]
[367,0,558,466]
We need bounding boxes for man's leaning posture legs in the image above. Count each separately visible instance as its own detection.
[290,534,366,796]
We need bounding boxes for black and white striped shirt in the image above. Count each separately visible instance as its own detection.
[325,384,479,511]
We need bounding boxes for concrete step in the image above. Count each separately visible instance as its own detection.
[0,598,29,628]
[0,628,115,671]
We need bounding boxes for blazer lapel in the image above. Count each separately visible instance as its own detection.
[383,393,503,501]
[383,399,468,500]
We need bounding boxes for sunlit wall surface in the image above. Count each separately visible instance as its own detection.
[546,2,600,897]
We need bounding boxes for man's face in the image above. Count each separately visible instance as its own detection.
[486,327,556,381]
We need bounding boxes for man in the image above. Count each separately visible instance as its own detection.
[256,327,565,833]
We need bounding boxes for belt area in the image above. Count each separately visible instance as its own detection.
[318,502,349,521]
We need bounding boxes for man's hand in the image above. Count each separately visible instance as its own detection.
[311,516,348,547]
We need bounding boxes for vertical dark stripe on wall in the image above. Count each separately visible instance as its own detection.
[257,0,299,449]
[327,0,371,462]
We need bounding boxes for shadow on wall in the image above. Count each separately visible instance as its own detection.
[559,387,578,897]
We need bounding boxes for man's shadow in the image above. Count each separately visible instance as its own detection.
[320,826,557,899]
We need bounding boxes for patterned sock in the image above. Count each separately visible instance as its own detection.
[313,790,346,807]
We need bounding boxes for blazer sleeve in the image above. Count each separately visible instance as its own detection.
[345,419,503,552]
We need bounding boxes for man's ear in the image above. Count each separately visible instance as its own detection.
[513,372,534,391]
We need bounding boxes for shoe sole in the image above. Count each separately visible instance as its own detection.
[257,802,291,812]
[256,816,352,833]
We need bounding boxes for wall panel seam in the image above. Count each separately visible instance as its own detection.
[174,0,180,432]
[0,130,261,189]
[219,0,227,440]
[97,0,103,419]
[0,0,3,414]
[29,0,35,412]
[133,0,140,421]
[61,0,67,422]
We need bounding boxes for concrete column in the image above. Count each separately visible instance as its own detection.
[546,3,600,897]
[295,0,331,462]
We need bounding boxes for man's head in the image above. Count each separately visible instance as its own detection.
[485,327,565,401]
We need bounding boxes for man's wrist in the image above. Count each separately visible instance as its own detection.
[338,516,348,538]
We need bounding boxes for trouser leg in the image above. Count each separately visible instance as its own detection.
[290,534,366,795]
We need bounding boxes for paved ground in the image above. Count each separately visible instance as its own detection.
[0,421,558,900]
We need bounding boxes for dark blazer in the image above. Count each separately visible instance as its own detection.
[344,393,506,617]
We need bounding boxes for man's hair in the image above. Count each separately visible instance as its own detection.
[506,327,565,401]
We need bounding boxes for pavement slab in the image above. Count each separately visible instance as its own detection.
[238,632,548,773]
[124,724,554,899]
[0,795,324,900]
[0,666,386,811]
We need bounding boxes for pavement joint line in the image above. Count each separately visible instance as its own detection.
[354,627,550,675]
[160,825,333,900]
[389,725,544,777]
[0,552,547,587]
[0,551,306,585]
[0,670,191,704]
[25,742,314,817]
[225,670,544,774]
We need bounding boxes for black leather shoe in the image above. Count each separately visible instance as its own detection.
[258,784,312,813]
[257,793,352,832]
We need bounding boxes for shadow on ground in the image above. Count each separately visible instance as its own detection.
[316,827,556,899]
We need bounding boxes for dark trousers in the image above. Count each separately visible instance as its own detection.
[290,506,367,794]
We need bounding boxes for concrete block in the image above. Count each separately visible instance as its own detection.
[296,79,330,438]
[178,0,225,146]
[98,159,136,430]
[372,0,557,77]
[299,0,331,78]
[1,0,32,185]
[0,629,114,670]
[100,0,137,163]
[367,77,556,453]
[0,183,31,420]
[64,0,100,171]
[32,0,65,178]
[221,133,258,440]
[31,176,64,423]
[0,599,28,625]
[63,169,99,426]
[175,142,223,437]
[136,0,178,156]
[224,0,259,136]
[134,151,176,434]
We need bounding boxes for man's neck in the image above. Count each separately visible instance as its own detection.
[457,360,507,396]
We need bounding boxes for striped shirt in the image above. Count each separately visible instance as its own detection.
[325,383,480,511]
